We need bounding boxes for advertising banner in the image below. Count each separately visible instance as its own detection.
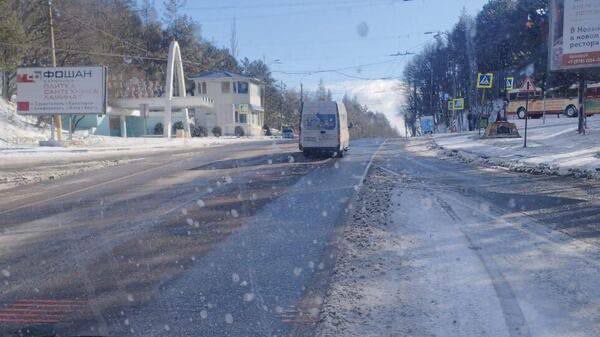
[16,66,107,115]
[550,0,600,71]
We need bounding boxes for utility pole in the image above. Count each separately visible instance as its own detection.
[48,0,62,141]
[299,83,304,135]
[524,81,530,148]
[277,80,285,131]
[429,60,435,133]
[578,72,586,135]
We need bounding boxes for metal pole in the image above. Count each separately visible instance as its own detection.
[48,0,62,142]
[578,72,586,135]
[430,61,434,133]
[542,91,547,125]
[524,82,530,148]
[478,89,486,136]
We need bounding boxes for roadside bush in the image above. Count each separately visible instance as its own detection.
[234,126,245,137]
[172,121,184,133]
[212,126,222,137]
[154,122,163,135]
[192,125,208,137]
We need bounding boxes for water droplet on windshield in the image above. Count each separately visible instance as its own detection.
[243,293,255,302]
[200,310,208,319]
[197,199,205,207]
[225,313,234,324]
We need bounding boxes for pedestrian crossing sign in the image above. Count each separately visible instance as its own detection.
[477,73,493,89]
[506,77,514,90]
[453,98,464,110]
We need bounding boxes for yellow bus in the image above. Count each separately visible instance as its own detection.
[507,82,600,119]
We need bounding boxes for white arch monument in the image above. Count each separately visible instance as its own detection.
[112,41,214,138]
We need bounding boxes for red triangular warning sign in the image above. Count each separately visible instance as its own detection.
[520,77,537,92]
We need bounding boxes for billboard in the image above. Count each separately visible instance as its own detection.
[16,66,107,115]
[549,0,600,71]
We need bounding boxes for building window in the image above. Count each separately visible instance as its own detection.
[221,81,231,93]
[200,82,207,94]
[235,111,239,123]
[239,113,248,124]
[237,81,249,94]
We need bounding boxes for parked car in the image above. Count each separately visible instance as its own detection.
[282,127,295,139]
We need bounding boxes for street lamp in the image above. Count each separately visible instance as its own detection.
[268,59,282,66]
[424,31,449,38]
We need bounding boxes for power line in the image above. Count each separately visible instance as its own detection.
[0,41,203,67]
[186,0,398,12]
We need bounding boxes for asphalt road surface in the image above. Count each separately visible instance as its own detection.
[1,137,598,337]
[0,138,384,337]
[385,139,600,337]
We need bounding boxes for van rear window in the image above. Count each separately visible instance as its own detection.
[304,114,337,130]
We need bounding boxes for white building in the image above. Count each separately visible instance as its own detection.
[189,71,265,136]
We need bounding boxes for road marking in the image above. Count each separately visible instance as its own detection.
[375,165,403,177]
[357,139,387,189]
[0,299,87,324]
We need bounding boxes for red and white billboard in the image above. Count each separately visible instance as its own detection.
[549,0,600,71]
[16,66,107,115]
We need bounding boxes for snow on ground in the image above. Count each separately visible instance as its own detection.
[431,116,600,179]
[316,166,397,337]
[317,148,600,337]
[317,166,511,337]
[0,98,275,189]
[0,98,50,147]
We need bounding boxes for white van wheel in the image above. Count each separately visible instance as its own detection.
[565,105,578,118]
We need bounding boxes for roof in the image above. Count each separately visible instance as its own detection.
[302,100,339,114]
[188,71,261,83]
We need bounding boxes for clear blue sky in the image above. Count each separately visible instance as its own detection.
[169,0,489,130]
[180,0,488,89]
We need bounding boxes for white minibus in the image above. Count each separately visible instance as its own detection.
[299,101,350,157]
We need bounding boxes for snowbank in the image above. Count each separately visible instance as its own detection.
[432,116,600,179]
[1,97,274,152]
[0,98,50,147]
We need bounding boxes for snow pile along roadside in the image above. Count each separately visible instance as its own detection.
[316,166,397,337]
[0,98,49,147]
[431,116,600,179]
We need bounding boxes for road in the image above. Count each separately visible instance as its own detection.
[0,137,598,337]
[0,138,384,337]
[318,138,599,337]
